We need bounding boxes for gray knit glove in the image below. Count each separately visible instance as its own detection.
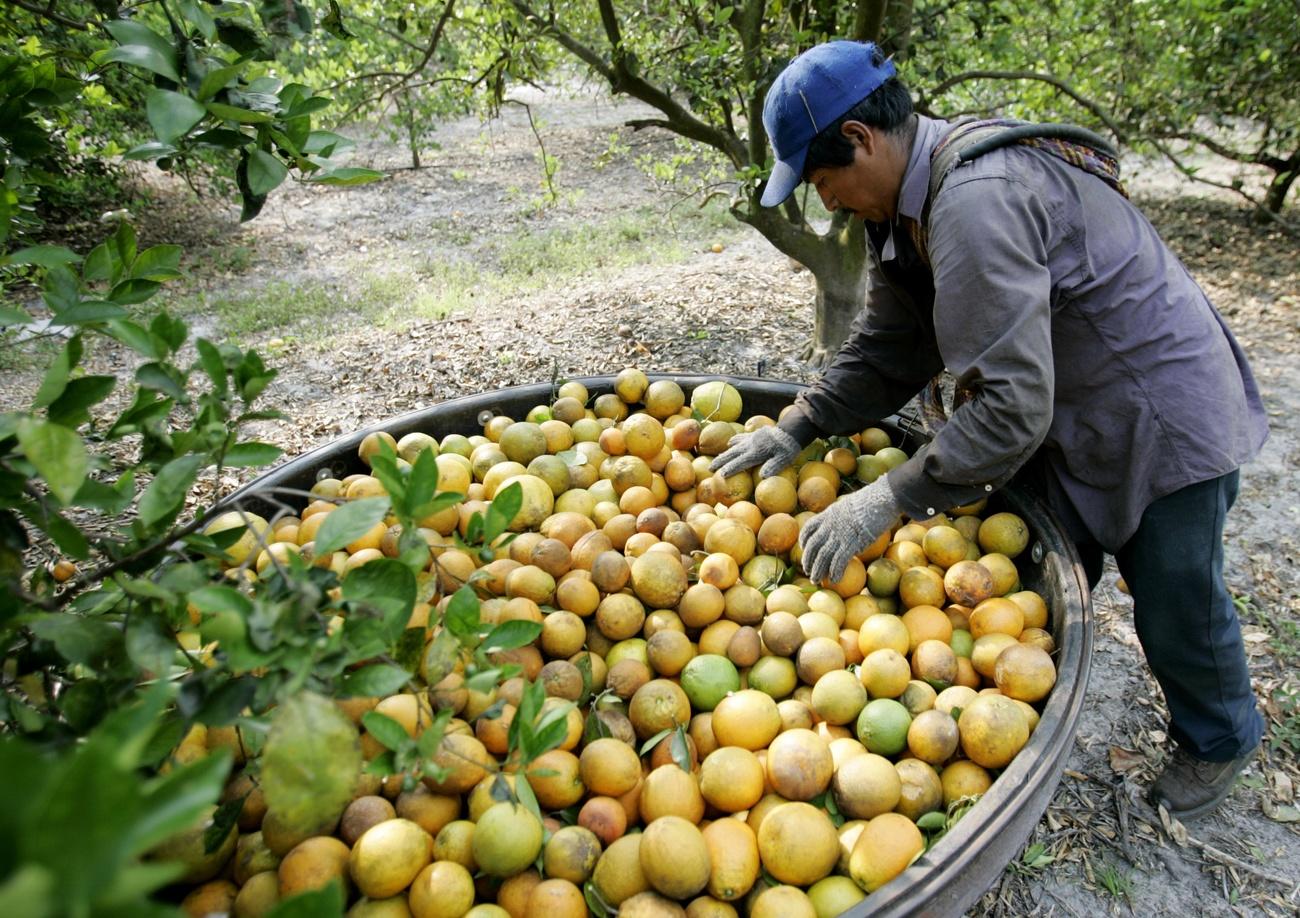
[799,476,902,584]
[709,426,802,479]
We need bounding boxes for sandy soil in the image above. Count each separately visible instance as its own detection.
[12,87,1300,915]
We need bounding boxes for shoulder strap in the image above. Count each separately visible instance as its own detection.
[910,118,1126,265]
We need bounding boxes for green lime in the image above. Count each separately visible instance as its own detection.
[680,654,740,711]
[950,629,974,658]
[856,698,913,757]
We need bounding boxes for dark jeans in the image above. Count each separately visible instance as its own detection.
[1074,471,1263,762]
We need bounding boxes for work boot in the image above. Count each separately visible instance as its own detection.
[1149,744,1258,820]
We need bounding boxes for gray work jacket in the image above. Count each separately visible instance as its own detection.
[778,115,1268,551]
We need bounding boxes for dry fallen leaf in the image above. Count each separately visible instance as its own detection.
[1109,746,1146,773]
[1261,799,1300,823]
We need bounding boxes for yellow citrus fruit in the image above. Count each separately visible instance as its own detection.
[702,817,760,902]
[408,860,474,918]
[906,708,961,765]
[592,834,651,906]
[472,801,544,878]
[848,812,924,893]
[756,802,840,886]
[348,818,432,899]
[831,751,901,821]
[958,693,1030,768]
[977,512,1029,557]
[750,885,817,918]
[639,815,711,900]
[711,689,781,750]
[765,728,833,801]
[699,746,765,813]
[993,642,1057,703]
[941,759,993,806]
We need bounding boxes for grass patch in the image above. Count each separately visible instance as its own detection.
[163,200,739,342]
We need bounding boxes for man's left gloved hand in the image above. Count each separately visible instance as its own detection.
[799,476,902,584]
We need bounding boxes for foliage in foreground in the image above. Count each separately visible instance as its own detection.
[0,227,561,916]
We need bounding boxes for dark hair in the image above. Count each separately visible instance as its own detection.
[802,75,913,178]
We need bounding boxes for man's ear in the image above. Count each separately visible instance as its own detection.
[840,120,875,153]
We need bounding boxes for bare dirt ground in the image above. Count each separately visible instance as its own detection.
[14,88,1300,914]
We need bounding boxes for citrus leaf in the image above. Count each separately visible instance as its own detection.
[103,20,181,83]
[246,149,288,196]
[138,455,205,527]
[341,558,415,642]
[223,442,283,468]
[482,620,541,654]
[261,693,361,837]
[339,664,410,698]
[360,711,411,753]
[313,496,389,555]
[146,89,206,144]
[16,418,87,505]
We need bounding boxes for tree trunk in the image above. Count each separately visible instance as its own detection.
[883,0,914,60]
[1260,164,1297,218]
[808,267,868,366]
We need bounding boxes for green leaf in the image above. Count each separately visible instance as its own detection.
[136,362,187,401]
[341,559,416,642]
[444,585,481,639]
[29,615,120,667]
[207,102,274,124]
[339,664,411,698]
[483,482,522,542]
[104,320,166,359]
[53,300,130,324]
[246,149,289,195]
[109,278,161,306]
[420,628,460,687]
[125,749,231,856]
[361,711,411,753]
[103,20,182,83]
[123,141,178,162]
[32,334,81,409]
[195,339,228,394]
[265,879,344,918]
[639,727,673,757]
[48,376,116,429]
[195,64,243,102]
[261,693,361,837]
[4,245,80,268]
[916,811,948,832]
[146,89,206,144]
[0,306,32,327]
[16,418,88,504]
[138,454,205,527]
[131,245,184,281]
[178,0,217,39]
[224,442,283,467]
[482,619,542,654]
[307,167,384,186]
[312,496,390,555]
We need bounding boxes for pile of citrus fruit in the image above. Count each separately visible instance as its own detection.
[177,371,1059,918]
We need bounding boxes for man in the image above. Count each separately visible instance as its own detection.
[711,40,1267,819]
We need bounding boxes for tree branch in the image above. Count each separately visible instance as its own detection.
[327,0,456,91]
[924,69,1127,141]
[512,0,747,166]
[2,0,87,29]
[1151,129,1297,173]
[1143,136,1299,236]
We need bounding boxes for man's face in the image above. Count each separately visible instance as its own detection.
[805,121,900,223]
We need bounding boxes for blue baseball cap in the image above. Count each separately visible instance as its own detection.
[760,41,897,207]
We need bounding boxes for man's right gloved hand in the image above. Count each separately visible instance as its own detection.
[709,426,802,479]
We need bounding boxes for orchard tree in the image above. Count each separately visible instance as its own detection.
[0,0,381,252]
[503,0,1295,361]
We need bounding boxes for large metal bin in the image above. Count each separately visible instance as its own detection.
[225,374,1093,917]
